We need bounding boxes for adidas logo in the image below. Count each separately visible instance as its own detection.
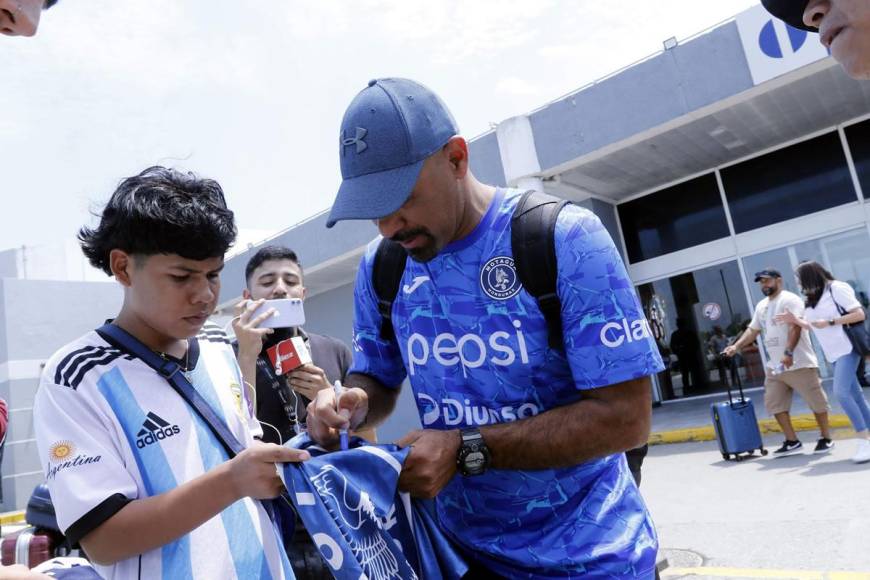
[136,412,181,449]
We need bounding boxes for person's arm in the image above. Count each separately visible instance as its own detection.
[306,372,399,447]
[394,376,651,498]
[775,309,812,330]
[722,326,761,356]
[828,282,866,327]
[782,323,801,368]
[826,308,866,326]
[81,442,307,565]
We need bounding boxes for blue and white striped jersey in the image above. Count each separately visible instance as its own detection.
[350,189,664,578]
[34,322,292,580]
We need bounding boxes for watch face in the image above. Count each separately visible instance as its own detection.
[465,451,486,470]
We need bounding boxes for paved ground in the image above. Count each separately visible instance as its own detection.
[644,429,870,579]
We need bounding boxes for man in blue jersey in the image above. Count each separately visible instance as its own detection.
[33,166,306,579]
[308,78,663,578]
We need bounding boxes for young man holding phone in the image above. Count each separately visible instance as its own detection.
[232,245,363,445]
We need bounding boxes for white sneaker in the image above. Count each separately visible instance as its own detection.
[851,439,870,464]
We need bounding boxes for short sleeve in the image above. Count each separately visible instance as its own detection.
[555,205,665,389]
[348,243,408,389]
[34,377,136,543]
[831,281,862,313]
[784,294,805,317]
[749,301,763,331]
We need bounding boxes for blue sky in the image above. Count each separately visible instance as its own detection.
[1,0,757,253]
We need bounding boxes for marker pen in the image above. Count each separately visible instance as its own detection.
[333,380,349,451]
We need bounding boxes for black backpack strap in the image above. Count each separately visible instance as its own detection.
[372,238,408,341]
[511,190,569,350]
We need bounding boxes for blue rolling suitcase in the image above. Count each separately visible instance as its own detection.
[711,382,767,461]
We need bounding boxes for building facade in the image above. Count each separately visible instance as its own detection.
[220,4,870,436]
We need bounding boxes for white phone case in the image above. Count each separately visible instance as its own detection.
[251,298,306,328]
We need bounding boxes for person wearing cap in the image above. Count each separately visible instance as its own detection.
[0,0,57,37]
[723,268,833,456]
[762,0,870,79]
[307,78,663,578]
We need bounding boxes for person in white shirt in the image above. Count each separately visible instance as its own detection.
[723,269,832,456]
[777,261,870,464]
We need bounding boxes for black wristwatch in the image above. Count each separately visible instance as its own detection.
[457,428,491,476]
[783,348,794,357]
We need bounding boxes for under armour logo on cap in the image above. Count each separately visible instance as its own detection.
[327,78,459,228]
[341,127,368,155]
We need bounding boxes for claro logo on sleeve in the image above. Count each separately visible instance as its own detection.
[599,318,653,348]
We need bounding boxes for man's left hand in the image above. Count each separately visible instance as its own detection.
[396,429,461,498]
[288,364,331,400]
[781,354,794,369]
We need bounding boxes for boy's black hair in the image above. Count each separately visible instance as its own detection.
[44,0,59,9]
[244,246,302,286]
[79,166,237,275]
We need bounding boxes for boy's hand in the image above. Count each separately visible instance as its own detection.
[226,441,308,500]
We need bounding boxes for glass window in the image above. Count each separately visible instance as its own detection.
[618,173,730,263]
[637,260,756,401]
[845,118,870,197]
[721,131,856,234]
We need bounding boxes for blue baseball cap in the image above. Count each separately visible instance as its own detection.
[326,78,459,228]
[761,0,815,32]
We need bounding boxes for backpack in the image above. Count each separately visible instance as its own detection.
[372,190,569,350]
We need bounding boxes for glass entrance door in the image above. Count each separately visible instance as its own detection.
[638,260,758,401]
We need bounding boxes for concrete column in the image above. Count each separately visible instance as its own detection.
[496,115,543,190]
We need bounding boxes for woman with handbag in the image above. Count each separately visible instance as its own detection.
[776,261,870,464]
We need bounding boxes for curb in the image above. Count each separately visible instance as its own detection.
[649,413,852,446]
[0,510,25,525]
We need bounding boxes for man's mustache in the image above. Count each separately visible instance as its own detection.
[391,228,432,243]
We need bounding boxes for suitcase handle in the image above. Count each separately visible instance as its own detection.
[724,369,747,406]
[15,529,33,568]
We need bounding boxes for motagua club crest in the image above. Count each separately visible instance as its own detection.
[480,256,521,300]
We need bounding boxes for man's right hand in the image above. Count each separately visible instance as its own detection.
[722,345,738,358]
[307,386,369,448]
[232,299,275,362]
[225,441,309,500]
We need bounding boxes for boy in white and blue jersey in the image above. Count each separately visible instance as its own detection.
[309,78,664,578]
[34,166,307,579]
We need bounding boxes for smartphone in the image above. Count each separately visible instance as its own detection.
[250,298,306,329]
